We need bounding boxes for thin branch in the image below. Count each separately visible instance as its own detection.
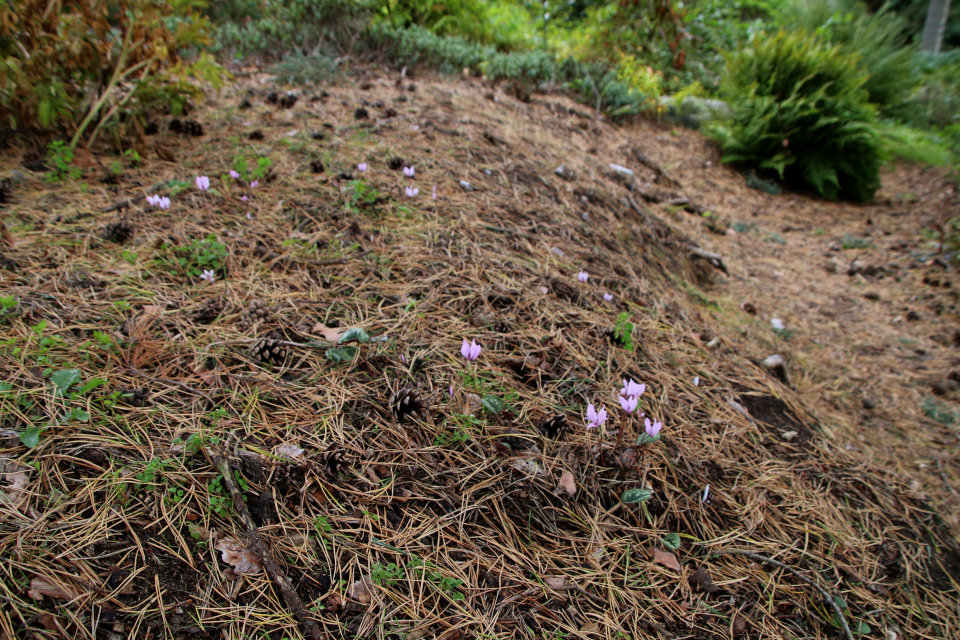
[215,442,323,640]
[711,549,854,640]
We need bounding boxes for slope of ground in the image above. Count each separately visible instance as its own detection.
[0,67,958,640]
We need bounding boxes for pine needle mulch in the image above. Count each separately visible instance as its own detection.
[0,68,957,640]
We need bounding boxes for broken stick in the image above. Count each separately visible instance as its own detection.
[215,443,323,640]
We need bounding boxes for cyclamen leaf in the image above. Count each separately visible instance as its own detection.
[661,533,681,550]
[20,426,40,448]
[621,488,652,504]
[338,327,369,344]
[481,395,504,414]
[50,369,81,394]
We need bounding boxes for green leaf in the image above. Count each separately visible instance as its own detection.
[338,327,370,344]
[50,369,81,394]
[481,395,504,414]
[636,432,662,445]
[661,533,681,550]
[854,622,871,635]
[20,426,40,448]
[325,347,342,363]
[0,382,12,394]
[621,488,652,504]
[78,378,107,394]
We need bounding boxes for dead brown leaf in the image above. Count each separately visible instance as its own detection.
[544,576,565,589]
[215,537,262,575]
[313,322,347,342]
[556,471,577,497]
[27,577,77,601]
[653,548,682,571]
[0,458,31,507]
[579,622,600,634]
[349,577,371,605]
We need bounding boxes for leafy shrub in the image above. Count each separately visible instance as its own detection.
[777,0,919,115]
[210,0,376,59]
[0,0,224,143]
[378,0,531,51]
[893,51,960,130]
[363,24,658,116]
[710,30,882,202]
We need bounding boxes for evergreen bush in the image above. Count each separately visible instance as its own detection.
[710,30,882,202]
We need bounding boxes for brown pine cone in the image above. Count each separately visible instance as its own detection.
[194,297,223,324]
[390,386,424,422]
[239,299,272,331]
[249,337,287,366]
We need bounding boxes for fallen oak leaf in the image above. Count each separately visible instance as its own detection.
[556,471,577,497]
[0,458,31,507]
[653,548,681,571]
[215,537,262,575]
[349,577,371,605]
[27,577,77,601]
[313,323,347,342]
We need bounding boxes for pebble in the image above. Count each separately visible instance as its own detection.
[862,397,876,410]
[9,170,26,182]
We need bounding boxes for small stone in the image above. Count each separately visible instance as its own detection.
[864,291,881,300]
[762,354,791,386]
[824,257,842,273]
[862,397,876,410]
[459,180,473,191]
[781,430,798,441]
[580,212,589,222]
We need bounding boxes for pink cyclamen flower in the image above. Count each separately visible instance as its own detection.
[250,180,259,188]
[403,166,415,178]
[621,379,645,399]
[196,175,210,191]
[586,404,607,429]
[229,169,240,179]
[432,184,437,200]
[449,384,455,398]
[604,292,613,302]
[644,417,662,438]
[400,354,406,364]
[693,376,700,387]
[460,339,481,361]
[200,269,215,283]
[246,212,252,220]
[358,163,368,173]
[146,194,159,206]
[619,395,638,413]
[405,186,419,197]
[158,196,170,210]
[241,195,248,202]
[702,485,710,502]
[577,271,589,283]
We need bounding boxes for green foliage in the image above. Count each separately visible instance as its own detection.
[710,30,882,202]
[210,0,376,59]
[370,562,404,586]
[894,51,960,130]
[1,0,225,140]
[878,122,953,167]
[621,488,652,504]
[481,395,504,415]
[613,312,635,351]
[160,235,228,280]
[777,0,919,115]
[231,155,273,183]
[661,532,681,550]
[45,141,82,182]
